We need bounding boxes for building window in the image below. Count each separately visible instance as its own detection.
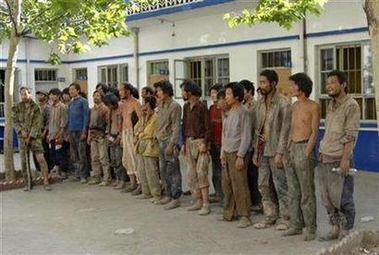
[34,69,57,82]
[98,64,128,88]
[75,68,88,81]
[318,43,375,120]
[259,49,292,97]
[147,60,169,87]
[189,55,230,97]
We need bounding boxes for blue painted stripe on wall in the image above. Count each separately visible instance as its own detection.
[64,54,134,64]
[126,0,235,21]
[307,27,368,38]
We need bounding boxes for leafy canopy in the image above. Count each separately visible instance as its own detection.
[224,0,328,30]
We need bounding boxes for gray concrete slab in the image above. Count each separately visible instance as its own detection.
[1,153,379,255]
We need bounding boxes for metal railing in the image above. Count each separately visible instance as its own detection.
[127,0,203,15]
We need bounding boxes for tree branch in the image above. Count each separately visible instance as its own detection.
[27,6,51,26]
[4,0,19,36]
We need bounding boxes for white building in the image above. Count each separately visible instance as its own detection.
[0,0,377,171]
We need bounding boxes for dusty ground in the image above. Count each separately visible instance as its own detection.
[1,153,378,255]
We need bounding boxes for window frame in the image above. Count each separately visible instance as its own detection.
[97,64,129,88]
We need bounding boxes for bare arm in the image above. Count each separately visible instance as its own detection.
[305,103,320,156]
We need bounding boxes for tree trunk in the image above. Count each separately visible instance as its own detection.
[4,0,22,181]
[364,0,379,130]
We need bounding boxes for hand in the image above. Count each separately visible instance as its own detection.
[80,131,87,141]
[180,145,185,156]
[252,153,259,167]
[221,157,226,167]
[198,142,207,153]
[166,144,174,156]
[274,154,284,169]
[339,158,350,175]
[21,130,28,139]
[236,156,245,171]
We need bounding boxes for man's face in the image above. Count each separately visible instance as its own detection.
[243,89,252,102]
[97,87,104,96]
[225,88,236,106]
[156,87,167,102]
[141,89,148,99]
[36,93,46,103]
[69,86,79,98]
[20,89,31,103]
[210,89,218,103]
[118,86,128,100]
[326,75,344,98]
[258,75,273,96]
[290,80,301,97]
[93,92,102,104]
[62,93,71,103]
[217,96,228,112]
[49,93,59,103]
[181,88,189,101]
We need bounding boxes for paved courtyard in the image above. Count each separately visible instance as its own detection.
[1,153,378,255]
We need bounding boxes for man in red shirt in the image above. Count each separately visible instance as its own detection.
[208,84,224,204]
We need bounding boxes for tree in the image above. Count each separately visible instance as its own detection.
[225,0,379,129]
[0,0,152,180]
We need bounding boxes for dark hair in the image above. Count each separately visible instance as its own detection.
[154,80,174,97]
[131,86,139,99]
[49,88,61,96]
[108,87,120,99]
[239,79,255,96]
[79,91,87,99]
[180,79,202,97]
[96,83,109,94]
[121,82,134,93]
[62,87,70,95]
[93,90,104,99]
[19,86,31,93]
[224,82,244,102]
[103,92,120,107]
[69,82,81,92]
[209,83,223,93]
[260,69,279,86]
[289,72,313,98]
[327,70,348,93]
[217,88,226,99]
[142,86,154,96]
[144,95,157,110]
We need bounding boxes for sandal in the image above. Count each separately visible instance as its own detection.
[253,219,275,229]
[275,221,290,231]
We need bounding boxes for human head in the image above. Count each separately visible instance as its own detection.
[93,90,103,104]
[180,79,202,101]
[141,86,154,101]
[68,83,81,98]
[154,80,174,102]
[326,70,348,97]
[131,86,140,99]
[19,86,32,103]
[49,88,61,104]
[259,69,278,96]
[224,82,244,106]
[289,72,313,98]
[239,79,255,102]
[36,90,48,103]
[96,83,109,96]
[143,95,157,117]
[103,92,120,109]
[216,88,228,112]
[62,87,71,103]
[118,82,134,100]
[209,83,223,103]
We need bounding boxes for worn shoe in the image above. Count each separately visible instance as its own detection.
[164,199,180,210]
[339,229,351,241]
[114,181,126,190]
[80,178,88,184]
[198,205,211,216]
[253,219,276,229]
[209,196,221,203]
[155,197,171,205]
[121,184,137,193]
[111,180,119,187]
[87,179,100,185]
[136,194,153,200]
[275,221,290,231]
[99,181,111,186]
[304,232,316,241]
[43,184,52,191]
[131,185,142,196]
[318,227,340,242]
[282,228,302,237]
[187,200,203,211]
[237,217,252,228]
